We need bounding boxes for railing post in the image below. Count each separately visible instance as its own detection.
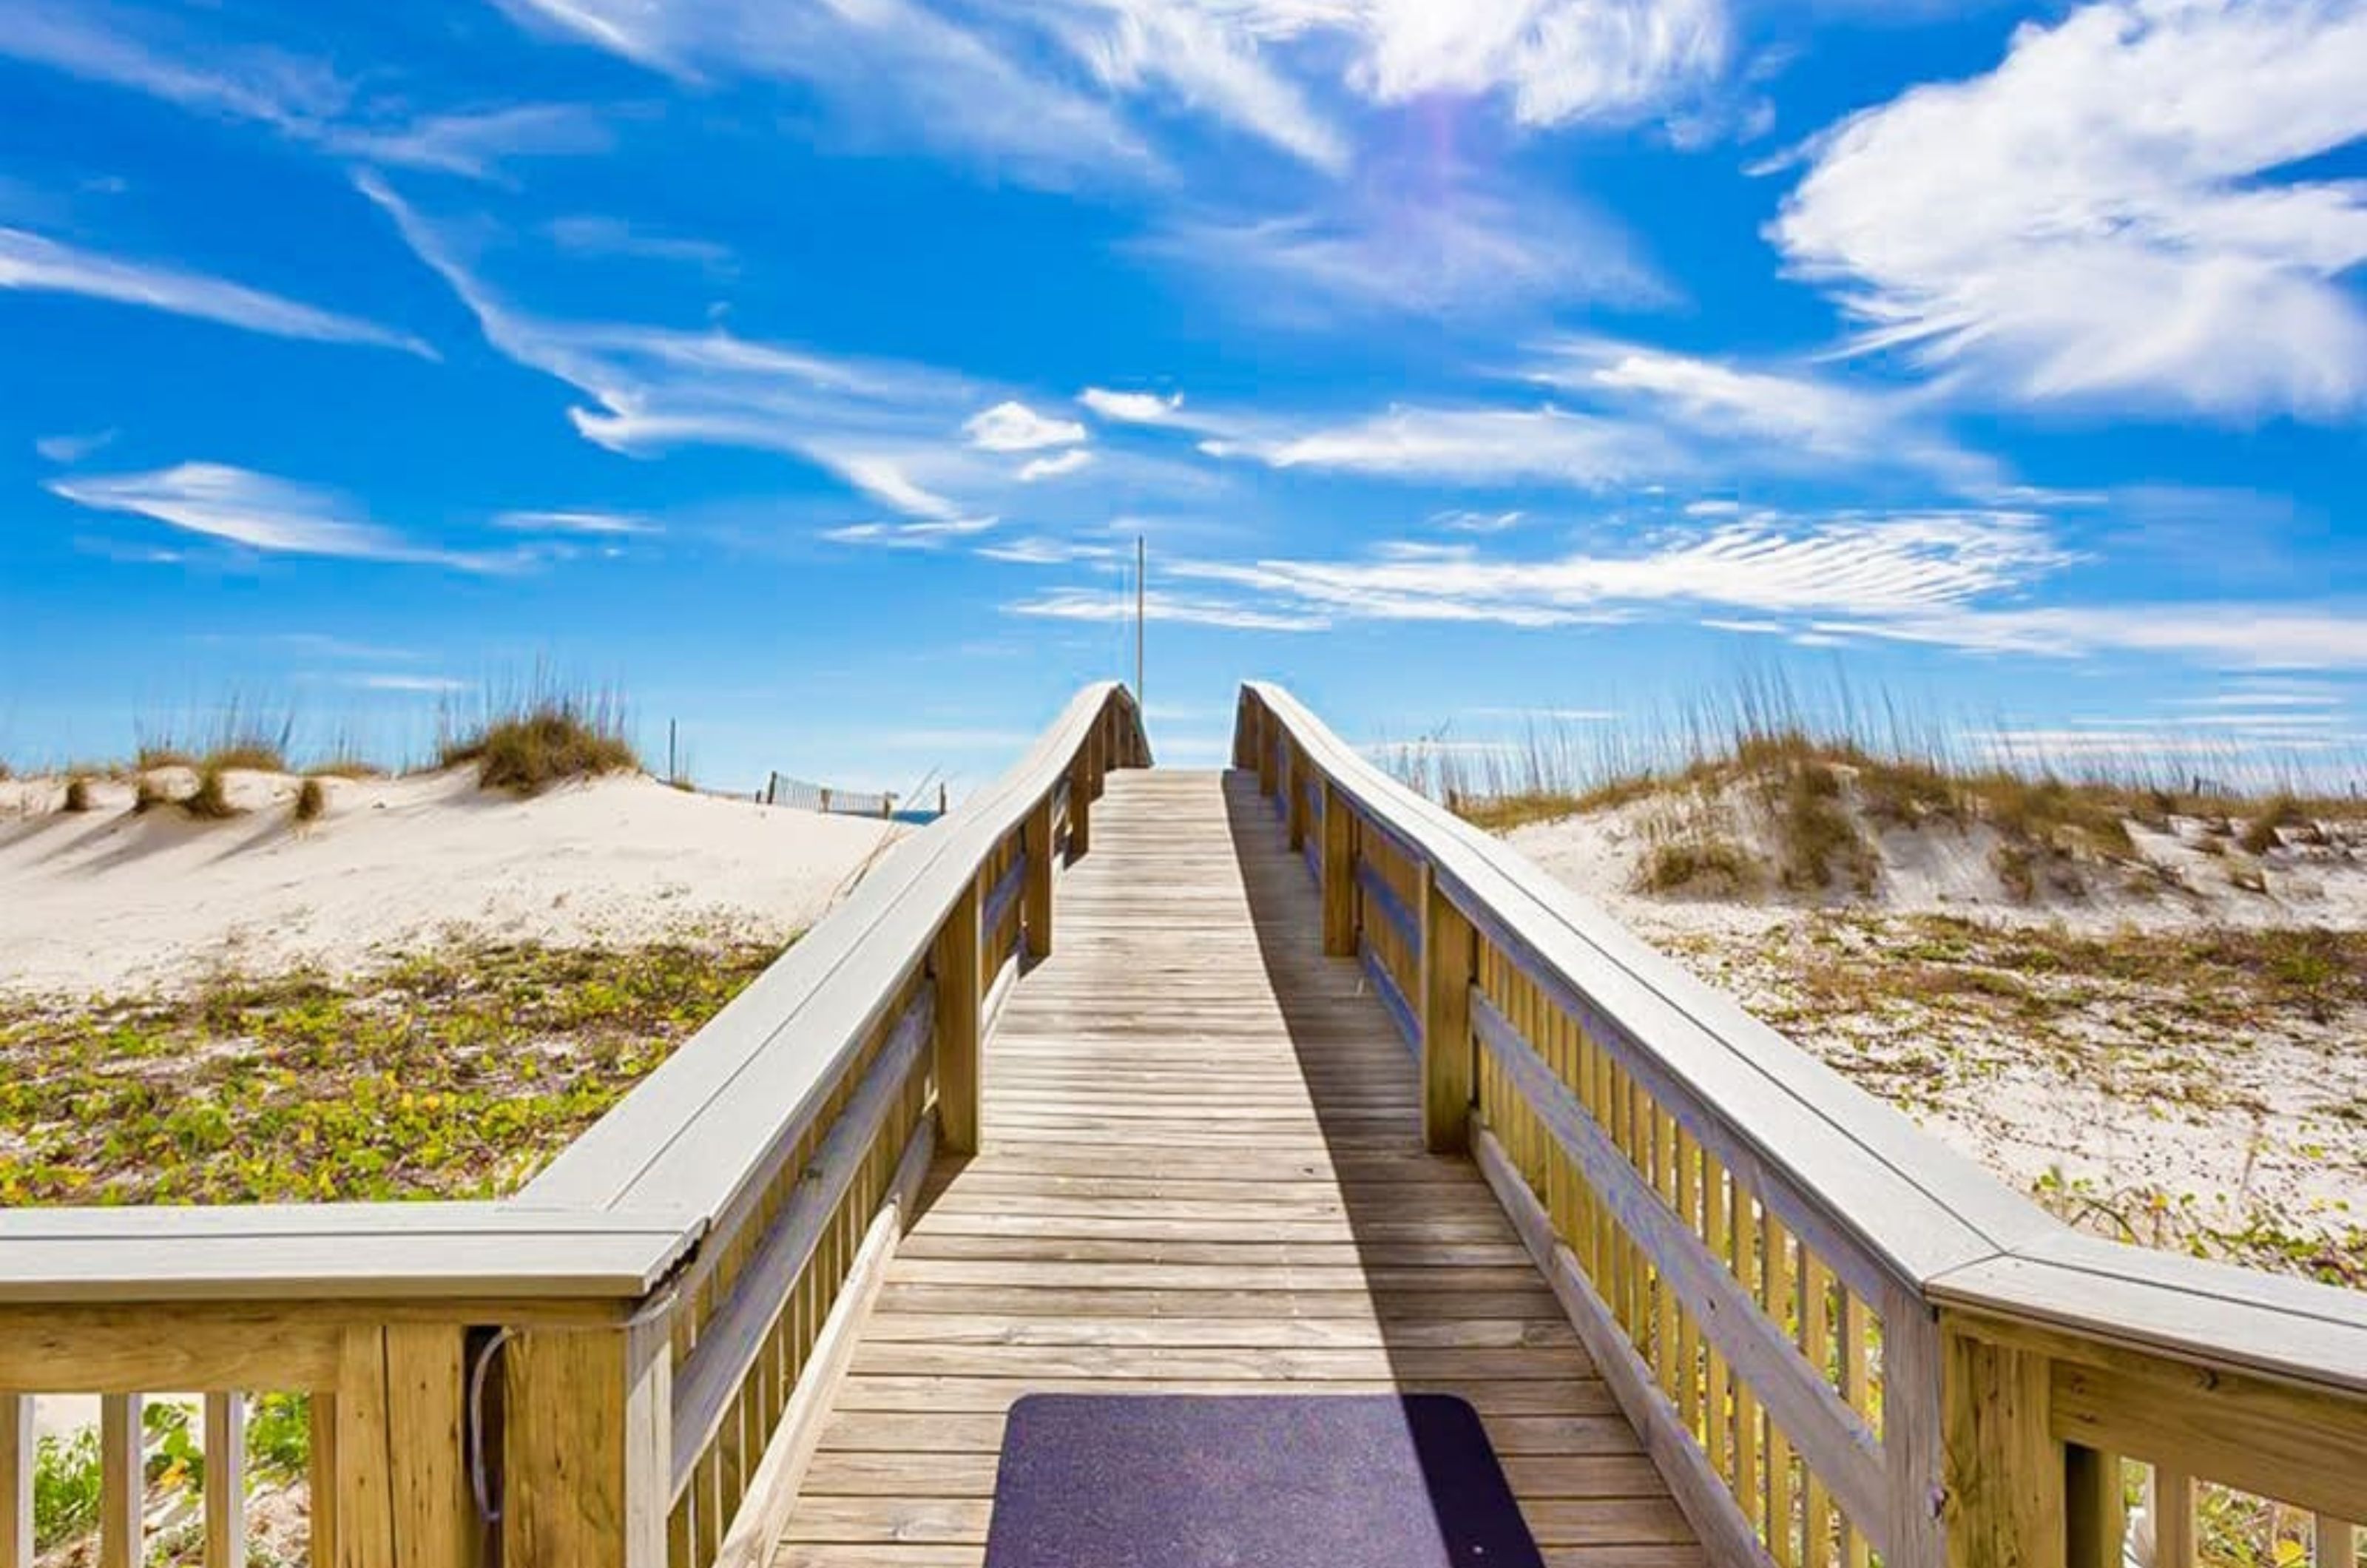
[1419,865,1476,1154]
[0,1395,29,1568]
[1320,780,1356,957]
[100,1393,141,1568]
[1939,1315,2062,1568]
[1024,792,1056,960]
[932,875,984,1155]
[1886,1290,1950,1568]
[205,1393,246,1568]
[2064,1445,2124,1568]
[1234,695,1257,770]
[1284,744,1307,853]
[1256,717,1277,797]
[1066,752,1092,862]
[503,1319,671,1568]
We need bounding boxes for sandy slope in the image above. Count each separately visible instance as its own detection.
[0,769,904,996]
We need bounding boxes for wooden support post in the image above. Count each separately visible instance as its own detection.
[204,1393,246,1568]
[1066,754,1092,862]
[1255,719,1277,797]
[99,1393,142,1568]
[2064,1445,2124,1568]
[2319,1516,2357,1568]
[2153,1465,2195,1568]
[1320,780,1356,957]
[1419,867,1476,1153]
[1284,746,1307,852]
[932,876,984,1155]
[384,1325,472,1568]
[0,1395,30,1568]
[331,1327,397,1568]
[1024,793,1056,959]
[503,1320,671,1568]
[1235,698,1258,770]
[1941,1320,2062,1568]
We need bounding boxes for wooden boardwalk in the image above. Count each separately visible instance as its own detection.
[775,769,1699,1567]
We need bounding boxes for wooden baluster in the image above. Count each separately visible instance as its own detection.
[1803,1256,1835,1567]
[1840,1293,1872,1568]
[204,1392,246,1568]
[1284,746,1307,852]
[1733,1186,1764,1549]
[1675,1129,1701,1438]
[1764,1216,1796,1567]
[0,1394,30,1568]
[1654,1106,1681,1404]
[2065,1446,2124,1568]
[2154,1466,2195,1568]
[931,876,984,1156]
[99,1393,143,1568]
[2320,1515,2358,1567]
[1702,1155,1732,1490]
[1066,750,1093,862]
[1419,866,1476,1153]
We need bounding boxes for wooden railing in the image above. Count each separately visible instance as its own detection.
[1238,682,2367,1568]
[0,683,1149,1568]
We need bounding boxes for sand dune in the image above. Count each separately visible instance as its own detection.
[0,768,905,996]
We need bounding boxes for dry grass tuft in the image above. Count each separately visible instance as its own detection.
[293,777,327,824]
[182,766,241,820]
[62,778,95,814]
[132,775,173,814]
[1638,838,1761,896]
[440,685,638,795]
[2240,794,2300,857]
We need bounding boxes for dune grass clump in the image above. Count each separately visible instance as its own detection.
[1638,838,1760,896]
[293,777,327,823]
[440,686,638,795]
[2240,794,2300,858]
[132,775,173,814]
[61,777,94,813]
[181,765,240,820]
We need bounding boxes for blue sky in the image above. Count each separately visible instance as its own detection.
[4,0,2366,794]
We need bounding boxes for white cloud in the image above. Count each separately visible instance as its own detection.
[1080,388,1185,423]
[823,516,1002,551]
[493,509,657,536]
[1435,509,1525,533]
[354,673,467,694]
[1829,604,2367,670]
[1008,585,1330,631]
[1019,450,1098,481]
[34,429,117,464]
[494,0,1154,186]
[1206,404,1682,487]
[0,226,430,356]
[47,462,523,570]
[965,401,1089,453]
[1048,1,1349,170]
[1166,510,2073,627]
[0,3,605,180]
[360,173,997,520]
[1773,0,2367,418]
[546,216,732,270]
[977,535,1121,564]
[1345,0,1729,128]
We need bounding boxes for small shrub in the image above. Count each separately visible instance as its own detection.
[1772,763,1877,894]
[62,777,94,813]
[183,765,240,820]
[294,776,327,823]
[1638,838,1761,896]
[132,774,174,814]
[442,692,638,795]
[33,1427,101,1550]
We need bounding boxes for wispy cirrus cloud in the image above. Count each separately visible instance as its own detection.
[1773,0,2367,419]
[47,462,526,571]
[1008,584,1331,632]
[360,172,1002,521]
[493,509,657,537]
[1081,388,1185,424]
[1,226,431,356]
[0,2,607,180]
[823,516,1002,551]
[1019,450,1097,481]
[965,401,1088,452]
[34,428,118,464]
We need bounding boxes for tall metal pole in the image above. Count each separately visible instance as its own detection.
[1135,534,1146,706]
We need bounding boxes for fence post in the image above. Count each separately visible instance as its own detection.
[1320,780,1356,957]
[1285,744,1308,852]
[1067,751,1093,862]
[503,1318,672,1568]
[1256,720,1277,797]
[1419,865,1476,1153]
[1024,792,1056,959]
[932,876,984,1155]
[1939,1314,2061,1568]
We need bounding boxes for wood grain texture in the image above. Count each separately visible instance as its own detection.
[98,1393,141,1568]
[203,1393,245,1568]
[0,1396,29,1568]
[773,769,1692,1568]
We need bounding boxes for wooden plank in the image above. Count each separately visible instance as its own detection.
[332,1326,397,1568]
[203,1392,245,1568]
[2154,1464,2194,1568]
[0,1395,30,1568]
[2064,1444,2124,1568]
[99,1393,141,1568]
[1320,778,1356,956]
[311,1391,341,1567]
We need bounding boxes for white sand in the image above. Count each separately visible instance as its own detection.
[0,768,905,997]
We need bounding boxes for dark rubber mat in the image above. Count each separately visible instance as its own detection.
[983,1392,1547,1567]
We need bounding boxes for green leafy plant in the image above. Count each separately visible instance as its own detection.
[33,1427,102,1549]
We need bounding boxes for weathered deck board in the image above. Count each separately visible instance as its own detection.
[774,769,1698,1568]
